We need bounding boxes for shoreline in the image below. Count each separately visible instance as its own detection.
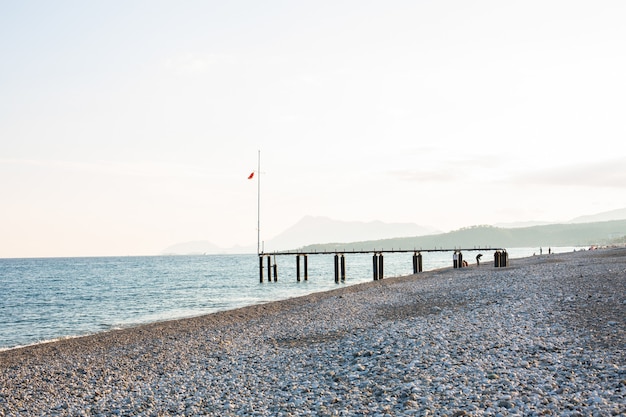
[1,248,624,415]
[0,252,485,353]
[0,247,585,352]
[0,248,578,353]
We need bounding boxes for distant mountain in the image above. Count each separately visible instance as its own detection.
[569,207,626,224]
[161,209,626,255]
[161,240,224,255]
[300,220,626,252]
[494,207,626,228]
[160,217,436,255]
[494,221,554,228]
[263,216,439,252]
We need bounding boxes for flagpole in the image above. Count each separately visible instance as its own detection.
[257,150,261,255]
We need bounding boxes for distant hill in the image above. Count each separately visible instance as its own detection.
[494,221,554,228]
[263,216,438,252]
[569,207,626,224]
[161,240,224,255]
[160,217,437,255]
[161,209,626,255]
[495,207,626,228]
[299,220,626,252]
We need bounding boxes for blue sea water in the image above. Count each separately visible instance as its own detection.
[0,247,579,350]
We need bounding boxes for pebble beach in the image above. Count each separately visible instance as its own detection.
[1,248,624,416]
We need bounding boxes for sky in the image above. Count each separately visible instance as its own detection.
[1,1,625,258]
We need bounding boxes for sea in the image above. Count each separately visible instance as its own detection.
[0,247,582,351]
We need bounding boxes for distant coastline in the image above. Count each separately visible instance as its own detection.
[298,220,626,253]
[162,219,626,255]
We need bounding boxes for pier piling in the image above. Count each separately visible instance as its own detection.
[259,255,264,283]
[273,260,278,282]
[296,255,301,282]
[340,254,346,282]
[372,254,379,280]
[258,247,506,283]
[304,255,308,281]
[412,251,423,274]
[494,250,508,267]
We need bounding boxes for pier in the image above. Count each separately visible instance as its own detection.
[247,154,508,284]
[258,248,508,283]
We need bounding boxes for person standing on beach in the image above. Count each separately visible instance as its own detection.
[476,253,482,266]
[453,251,458,268]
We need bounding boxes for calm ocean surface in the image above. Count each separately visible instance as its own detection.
[0,247,580,350]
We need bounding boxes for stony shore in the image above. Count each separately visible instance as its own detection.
[1,249,625,416]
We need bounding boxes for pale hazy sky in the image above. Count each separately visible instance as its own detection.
[1,1,625,258]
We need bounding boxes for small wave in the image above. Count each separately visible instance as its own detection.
[0,333,85,352]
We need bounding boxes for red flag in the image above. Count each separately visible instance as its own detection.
[247,172,254,179]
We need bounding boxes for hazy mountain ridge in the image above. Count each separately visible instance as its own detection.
[495,207,626,228]
[161,241,225,255]
[301,220,626,252]
[162,208,626,254]
[568,207,626,224]
[264,216,438,252]
[161,216,437,255]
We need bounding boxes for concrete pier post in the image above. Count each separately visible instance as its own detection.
[417,252,423,272]
[259,255,264,283]
[373,254,379,280]
[272,259,277,282]
[340,254,346,282]
[304,255,308,281]
[296,255,301,282]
